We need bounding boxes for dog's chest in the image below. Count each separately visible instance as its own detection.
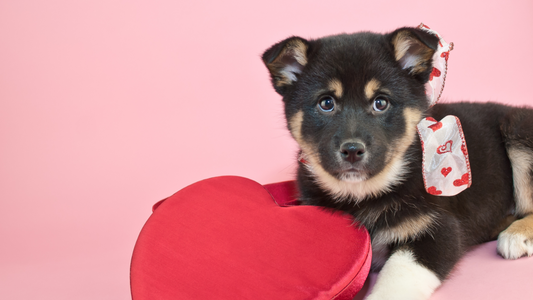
[363,208,437,270]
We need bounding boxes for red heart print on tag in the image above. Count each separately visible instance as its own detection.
[437,140,453,154]
[429,67,441,81]
[427,186,442,195]
[453,173,470,187]
[428,121,443,132]
[441,51,450,62]
[441,167,452,177]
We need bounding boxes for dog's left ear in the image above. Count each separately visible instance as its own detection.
[389,27,439,83]
[262,37,309,96]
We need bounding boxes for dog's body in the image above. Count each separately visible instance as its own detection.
[262,28,533,299]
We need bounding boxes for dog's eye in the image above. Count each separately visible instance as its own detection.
[318,96,335,112]
[373,96,389,112]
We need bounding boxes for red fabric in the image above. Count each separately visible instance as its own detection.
[263,180,300,206]
[131,176,371,299]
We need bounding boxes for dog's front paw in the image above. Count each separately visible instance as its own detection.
[497,216,533,259]
[365,250,441,300]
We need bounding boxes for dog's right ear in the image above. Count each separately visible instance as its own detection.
[388,27,439,83]
[262,37,309,95]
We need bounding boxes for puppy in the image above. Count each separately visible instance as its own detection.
[262,27,533,299]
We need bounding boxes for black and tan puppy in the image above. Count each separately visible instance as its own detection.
[262,27,533,299]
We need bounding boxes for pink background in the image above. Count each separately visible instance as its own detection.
[1,1,532,299]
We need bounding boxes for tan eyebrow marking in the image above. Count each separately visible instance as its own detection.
[364,78,381,99]
[328,78,343,98]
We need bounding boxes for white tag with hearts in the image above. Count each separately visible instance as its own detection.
[417,116,471,196]
[418,23,453,107]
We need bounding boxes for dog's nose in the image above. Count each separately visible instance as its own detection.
[340,142,366,163]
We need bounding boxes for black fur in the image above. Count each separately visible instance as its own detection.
[262,26,533,285]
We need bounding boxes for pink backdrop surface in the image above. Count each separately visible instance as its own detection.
[1,0,532,299]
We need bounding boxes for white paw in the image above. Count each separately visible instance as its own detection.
[497,231,533,259]
[365,250,440,300]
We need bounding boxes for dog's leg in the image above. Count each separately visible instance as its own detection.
[365,217,462,300]
[497,214,533,259]
[498,109,533,259]
[365,249,441,300]
[498,146,533,259]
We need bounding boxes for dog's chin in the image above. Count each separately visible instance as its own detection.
[338,170,368,183]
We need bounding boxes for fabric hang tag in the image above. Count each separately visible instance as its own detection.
[418,23,453,107]
[416,24,471,196]
[417,116,471,196]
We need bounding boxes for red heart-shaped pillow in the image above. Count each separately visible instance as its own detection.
[131,176,371,299]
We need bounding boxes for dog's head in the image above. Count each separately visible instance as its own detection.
[263,27,439,201]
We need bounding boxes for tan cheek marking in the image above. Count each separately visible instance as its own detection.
[403,107,423,135]
[289,110,318,163]
[289,110,304,142]
[364,78,381,100]
[328,78,343,98]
